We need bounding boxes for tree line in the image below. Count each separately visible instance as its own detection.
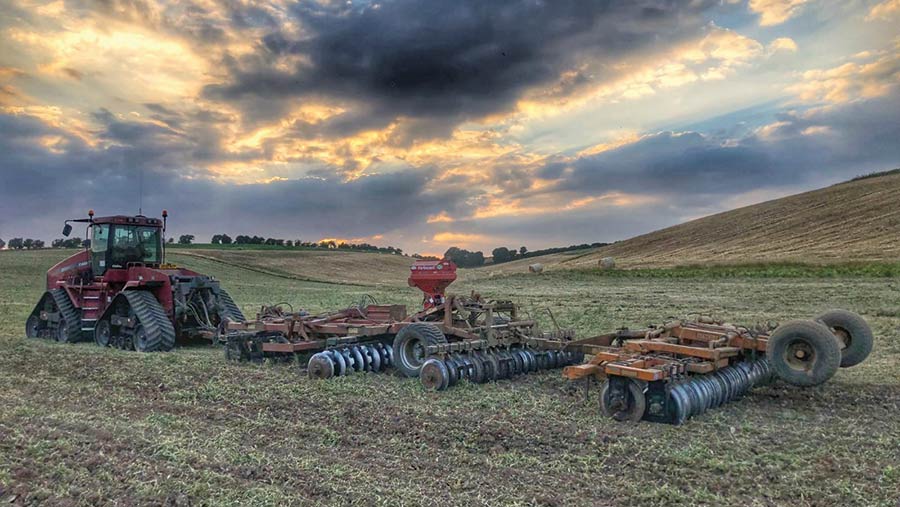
[444,242,609,268]
[1,238,46,249]
[170,234,406,255]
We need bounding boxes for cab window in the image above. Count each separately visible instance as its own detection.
[109,226,161,267]
[91,224,110,275]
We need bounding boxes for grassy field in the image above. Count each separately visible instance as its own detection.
[489,172,900,273]
[1,249,899,506]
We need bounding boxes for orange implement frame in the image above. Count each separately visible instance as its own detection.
[562,321,770,382]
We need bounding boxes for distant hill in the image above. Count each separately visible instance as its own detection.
[478,171,900,273]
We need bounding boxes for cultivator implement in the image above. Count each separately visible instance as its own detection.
[224,259,581,384]
[563,310,873,424]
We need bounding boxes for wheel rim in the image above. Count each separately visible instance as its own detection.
[26,315,42,338]
[783,338,816,372]
[601,380,645,422]
[134,325,148,351]
[56,318,68,342]
[401,337,425,370]
[95,321,111,347]
[832,327,851,350]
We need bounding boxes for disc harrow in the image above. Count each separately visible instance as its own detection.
[565,310,873,424]
[307,343,395,379]
[223,258,581,385]
[420,347,583,390]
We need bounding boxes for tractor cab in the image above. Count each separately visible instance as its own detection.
[89,216,163,275]
[63,210,166,277]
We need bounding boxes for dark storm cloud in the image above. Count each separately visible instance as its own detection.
[204,0,719,136]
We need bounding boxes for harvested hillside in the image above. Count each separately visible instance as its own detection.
[168,249,412,286]
[487,172,900,272]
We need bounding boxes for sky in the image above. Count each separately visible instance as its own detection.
[0,0,898,255]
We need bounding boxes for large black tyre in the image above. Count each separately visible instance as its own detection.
[600,379,646,422]
[767,320,841,387]
[392,323,448,378]
[815,309,873,368]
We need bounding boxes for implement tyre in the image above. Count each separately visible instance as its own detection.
[767,320,840,387]
[600,379,646,422]
[392,323,447,378]
[815,309,873,368]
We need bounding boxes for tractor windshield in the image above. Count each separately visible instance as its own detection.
[109,225,161,267]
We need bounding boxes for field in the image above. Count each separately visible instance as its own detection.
[1,249,899,506]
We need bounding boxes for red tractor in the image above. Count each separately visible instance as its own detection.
[25,211,245,351]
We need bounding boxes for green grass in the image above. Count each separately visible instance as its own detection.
[557,262,900,278]
[0,249,899,506]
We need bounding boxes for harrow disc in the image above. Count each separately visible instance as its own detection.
[329,349,347,376]
[446,356,460,386]
[308,353,336,379]
[350,347,365,372]
[479,351,498,382]
[469,354,486,383]
[367,345,382,372]
[421,359,450,391]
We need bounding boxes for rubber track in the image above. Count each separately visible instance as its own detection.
[123,291,177,352]
[49,289,84,342]
[217,288,246,323]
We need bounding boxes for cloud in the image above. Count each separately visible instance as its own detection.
[866,0,900,20]
[789,49,900,103]
[539,89,900,201]
[0,112,474,242]
[204,0,718,139]
[767,37,798,54]
[748,0,811,26]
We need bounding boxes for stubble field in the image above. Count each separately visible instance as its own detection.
[0,249,898,506]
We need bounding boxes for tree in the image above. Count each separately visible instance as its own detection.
[492,247,515,264]
[9,238,23,250]
[52,239,65,248]
[285,240,293,247]
[167,237,174,244]
[23,238,34,249]
[444,247,485,268]
[211,234,223,244]
[221,234,232,245]
[178,235,194,245]
[0,238,5,249]
[519,246,528,256]
[33,240,45,249]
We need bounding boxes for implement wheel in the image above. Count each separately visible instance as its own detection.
[767,320,841,387]
[600,378,646,422]
[816,309,874,368]
[392,323,448,378]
